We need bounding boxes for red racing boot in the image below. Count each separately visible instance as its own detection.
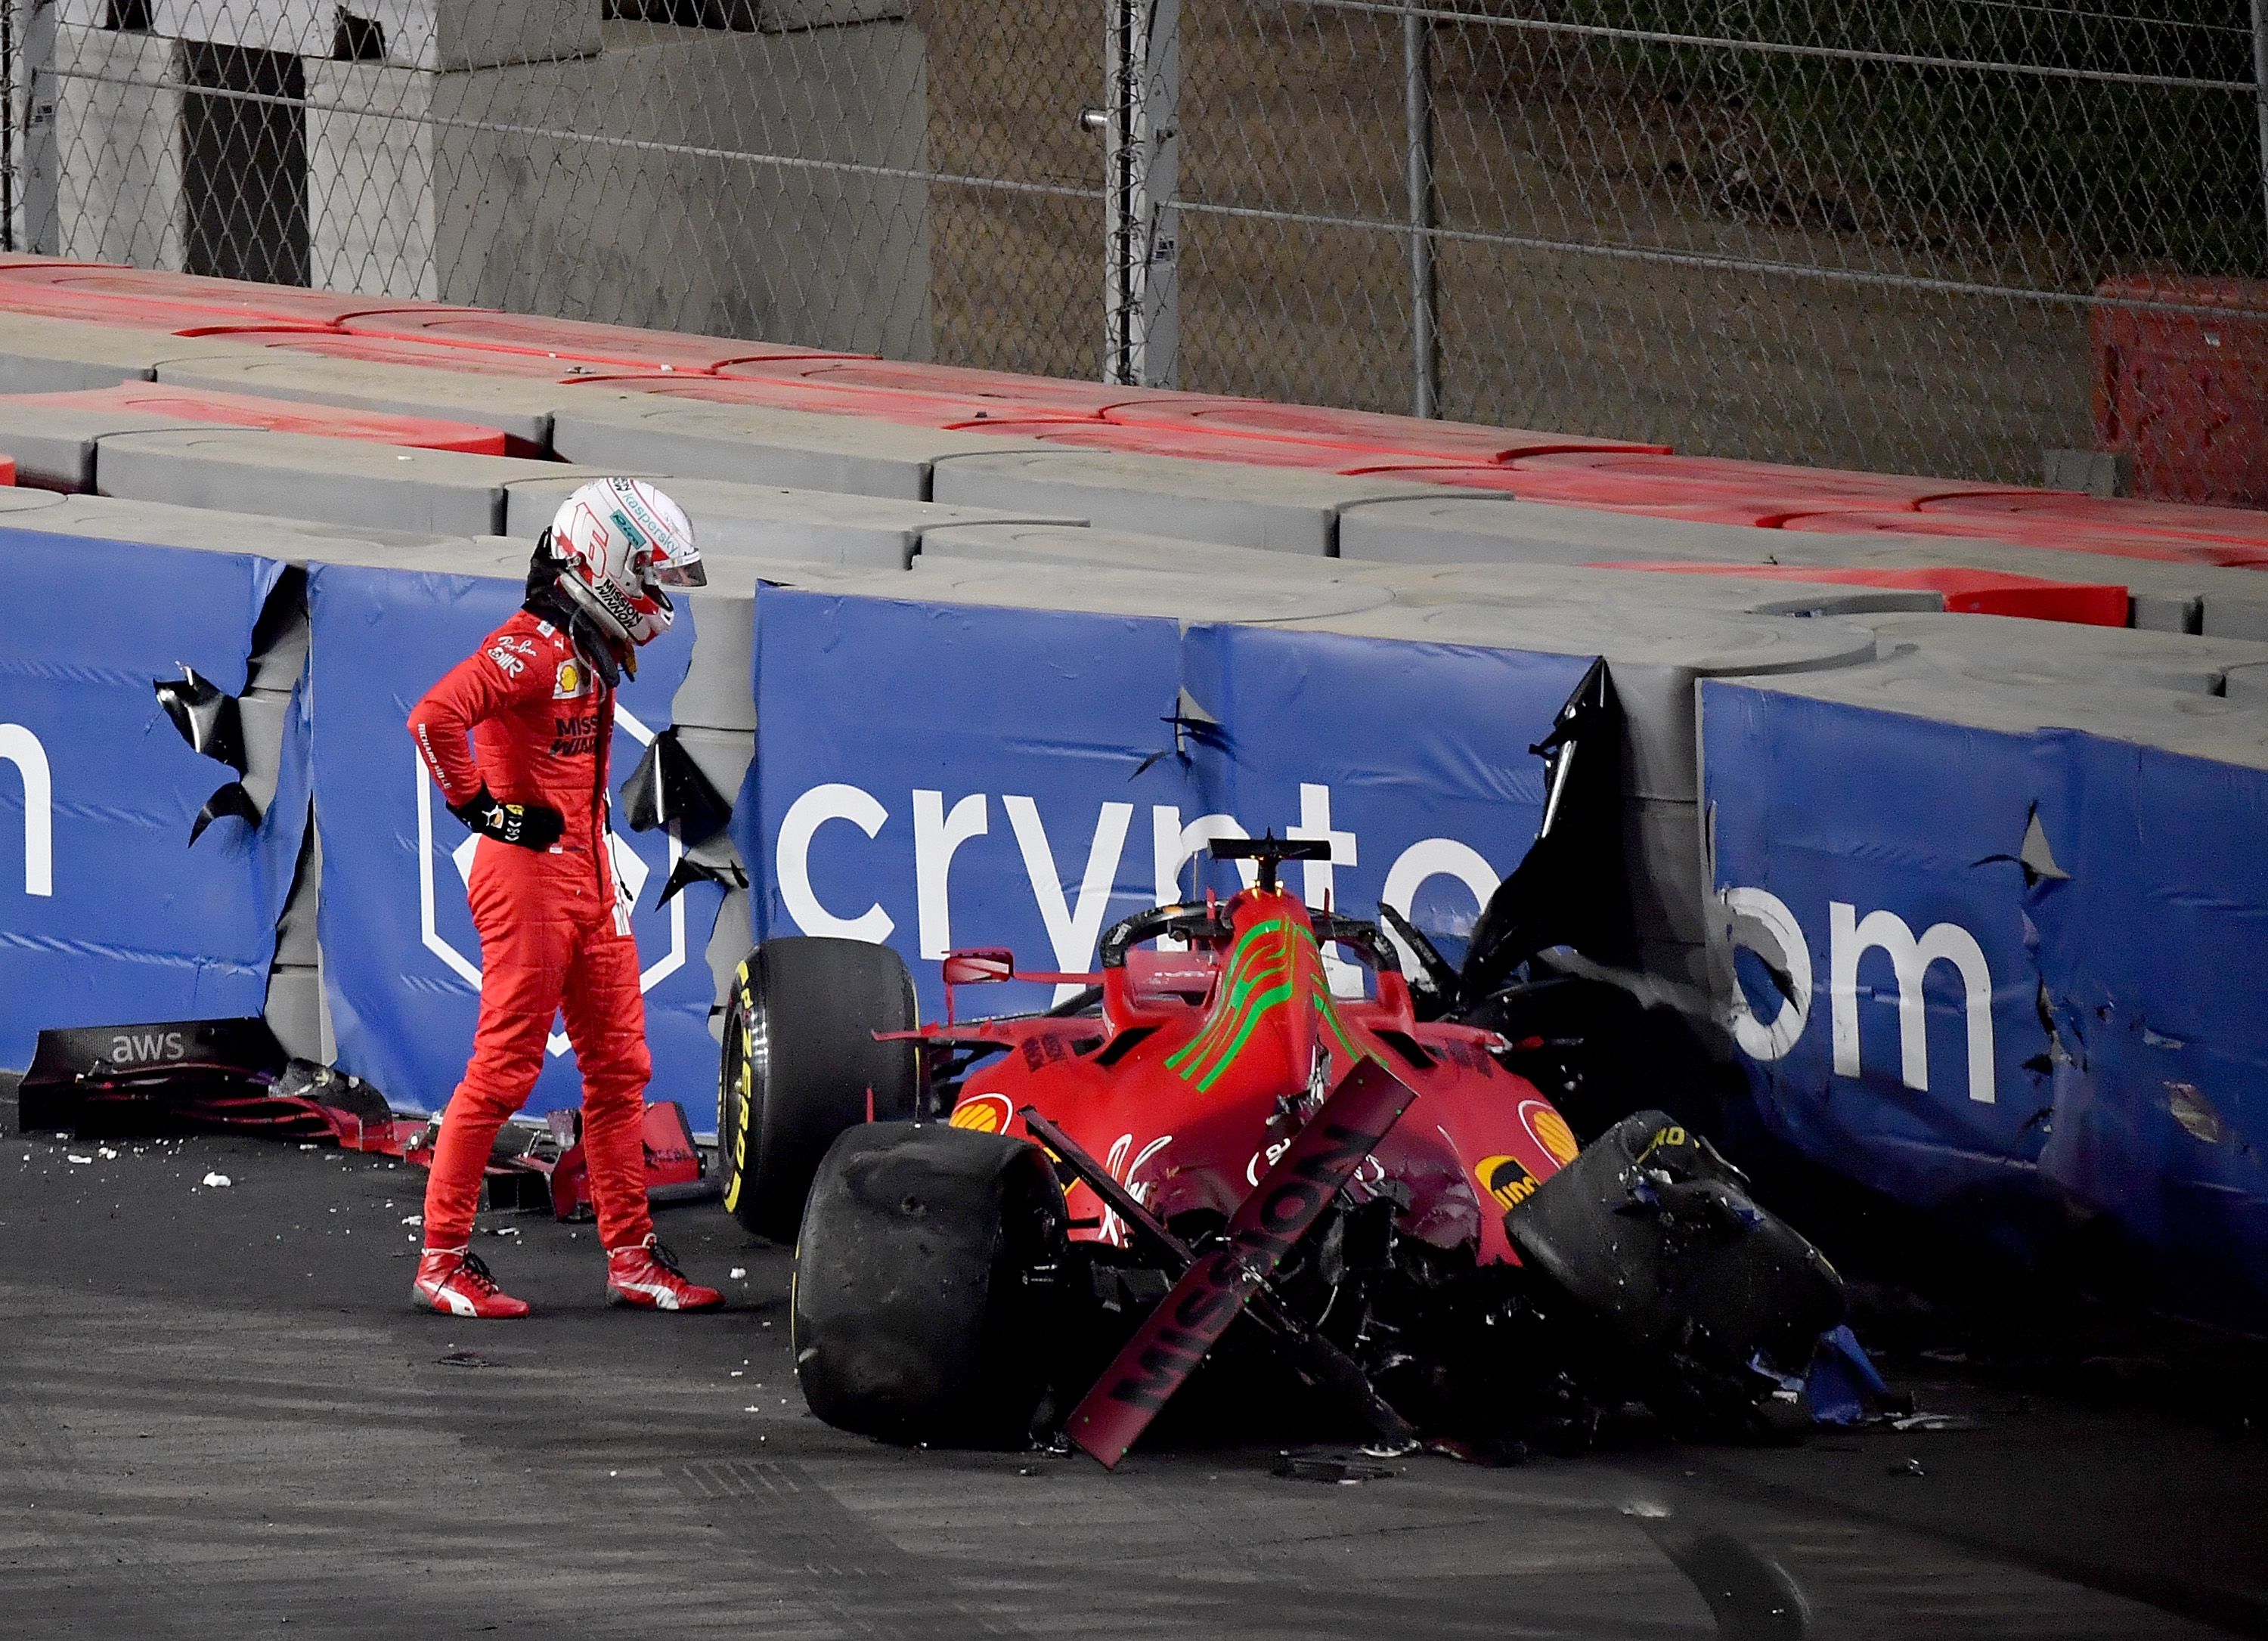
[605,1235,722,1311]
[413,1247,531,1319]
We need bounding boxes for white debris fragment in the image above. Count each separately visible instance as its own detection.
[730,1370,744,1378]
[98,1148,119,1160]
[401,1215,423,1226]
[730,1267,747,1279]
[742,1406,760,1413]
[66,1154,92,1165]
[202,1172,232,1188]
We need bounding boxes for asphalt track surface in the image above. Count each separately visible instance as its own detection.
[4,1079,2263,1641]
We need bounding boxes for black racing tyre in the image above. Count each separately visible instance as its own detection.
[793,1123,1067,1448]
[717,937,918,1241]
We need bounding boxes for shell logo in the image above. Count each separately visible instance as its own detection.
[1520,1099,1581,1167]
[948,1093,1015,1135]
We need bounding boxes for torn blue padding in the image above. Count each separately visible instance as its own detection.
[1703,683,2268,1331]
[0,531,302,1069]
[738,586,1597,1022]
[1805,1325,1892,1426]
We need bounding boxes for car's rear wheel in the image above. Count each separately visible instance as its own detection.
[793,1123,1067,1447]
[717,937,918,1242]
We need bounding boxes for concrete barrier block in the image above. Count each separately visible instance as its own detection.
[1379,561,1943,620]
[94,428,592,536]
[0,314,261,396]
[502,474,1086,571]
[0,398,255,491]
[927,450,1457,556]
[917,521,1343,583]
[1337,493,1784,566]
[673,585,757,732]
[794,558,1399,626]
[0,489,71,523]
[548,395,1062,503]
[154,351,568,451]
[2226,664,2268,704]
[263,963,324,1060]
[274,838,321,968]
[1853,610,2268,697]
[4,492,479,570]
[1625,798,1706,947]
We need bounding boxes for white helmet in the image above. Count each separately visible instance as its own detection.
[546,478,702,649]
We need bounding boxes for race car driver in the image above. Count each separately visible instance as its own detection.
[404,478,721,1319]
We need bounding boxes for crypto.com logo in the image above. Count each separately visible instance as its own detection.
[2,723,53,898]
[414,704,684,1057]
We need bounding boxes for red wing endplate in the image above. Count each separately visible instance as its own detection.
[1065,1057,1420,1468]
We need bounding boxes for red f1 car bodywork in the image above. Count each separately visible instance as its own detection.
[927,883,1575,1276]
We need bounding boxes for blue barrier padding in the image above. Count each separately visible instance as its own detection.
[1179,624,1591,964]
[739,587,1189,1020]
[740,587,1597,1018]
[308,565,723,1116]
[1703,681,2268,1327]
[0,530,304,1068]
[2032,734,2268,1327]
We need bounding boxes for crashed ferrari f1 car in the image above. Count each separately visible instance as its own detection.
[716,665,1851,1463]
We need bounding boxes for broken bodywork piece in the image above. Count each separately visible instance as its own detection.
[16,1016,717,1218]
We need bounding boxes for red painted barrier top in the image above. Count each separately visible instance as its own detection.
[1106,399,1662,464]
[8,383,513,455]
[1778,508,2268,568]
[1591,561,2131,626]
[569,373,1103,429]
[1917,489,2268,548]
[938,418,1492,474]
[719,358,1198,416]
[197,327,637,379]
[1507,451,2028,508]
[0,263,398,330]
[1340,461,1888,526]
[338,311,866,374]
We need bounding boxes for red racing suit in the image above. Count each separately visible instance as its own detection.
[406,608,654,1254]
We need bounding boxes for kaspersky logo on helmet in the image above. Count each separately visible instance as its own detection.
[413,704,687,1057]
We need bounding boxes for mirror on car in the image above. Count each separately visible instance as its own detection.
[941,948,1015,986]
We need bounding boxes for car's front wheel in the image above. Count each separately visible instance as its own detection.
[716,937,917,1241]
[793,1122,1067,1447]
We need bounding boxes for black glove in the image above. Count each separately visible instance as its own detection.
[449,787,565,851]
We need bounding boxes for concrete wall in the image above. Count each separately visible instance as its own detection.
[49,26,185,268]
[306,19,931,358]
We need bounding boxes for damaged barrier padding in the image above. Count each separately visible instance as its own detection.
[739,584,1590,1023]
[307,562,727,1116]
[0,529,309,1068]
[1702,678,2268,1330]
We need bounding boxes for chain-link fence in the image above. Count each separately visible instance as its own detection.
[7,0,2266,488]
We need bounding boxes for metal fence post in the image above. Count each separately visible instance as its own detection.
[1105,0,1180,389]
[1404,5,1438,420]
[2254,0,2268,265]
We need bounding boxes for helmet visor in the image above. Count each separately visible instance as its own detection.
[648,555,705,588]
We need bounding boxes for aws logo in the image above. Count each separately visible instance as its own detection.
[1475,1153,1540,1212]
[2,723,53,898]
